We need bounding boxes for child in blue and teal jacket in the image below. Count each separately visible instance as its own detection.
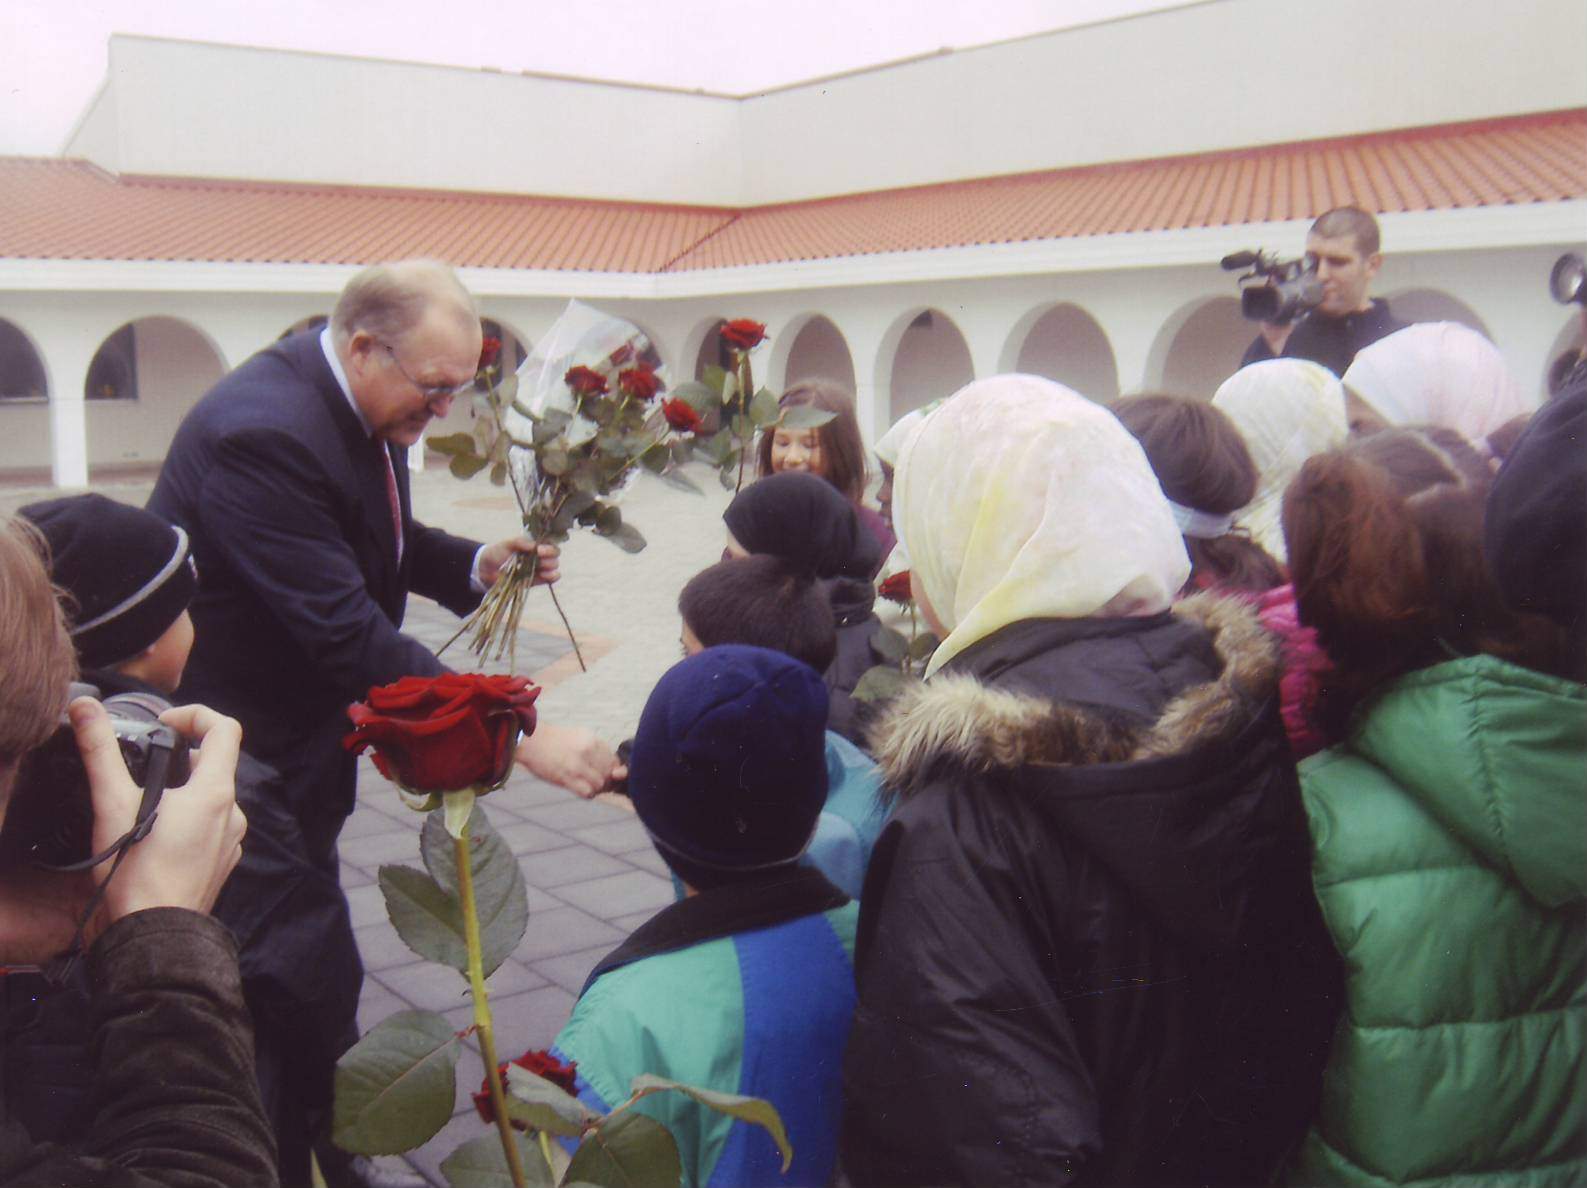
[678,553,887,898]
[551,645,859,1187]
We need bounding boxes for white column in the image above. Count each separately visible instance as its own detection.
[50,388,89,488]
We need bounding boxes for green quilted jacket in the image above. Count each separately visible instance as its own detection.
[1289,655,1585,1187]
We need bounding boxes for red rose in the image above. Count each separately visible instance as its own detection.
[478,337,502,371]
[473,1049,579,1126]
[343,673,540,793]
[719,319,768,352]
[662,398,703,433]
[564,366,608,398]
[618,364,663,402]
[879,571,912,604]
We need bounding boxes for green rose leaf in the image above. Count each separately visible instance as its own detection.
[564,1111,681,1187]
[720,368,740,406]
[427,433,477,457]
[503,1063,600,1138]
[748,387,781,429]
[779,406,837,431]
[638,442,670,474]
[700,364,729,396]
[418,807,529,978]
[872,625,910,665]
[669,379,717,412]
[473,418,495,453]
[495,373,519,406]
[628,1074,792,1172]
[730,413,753,441]
[605,523,647,554]
[659,467,704,495]
[440,1132,554,1188]
[718,464,739,491]
[852,664,911,704]
[909,631,941,661]
[489,460,508,487]
[333,1010,460,1156]
[539,446,572,476]
[450,453,490,480]
[379,864,469,974]
[593,504,622,535]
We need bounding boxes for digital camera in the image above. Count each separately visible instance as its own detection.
[0,684,190,869]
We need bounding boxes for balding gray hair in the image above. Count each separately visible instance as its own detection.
[331,259,479,345]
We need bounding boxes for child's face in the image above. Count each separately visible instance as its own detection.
[680,622,704,658]
[770,427,826,478]
[129,610,195,695]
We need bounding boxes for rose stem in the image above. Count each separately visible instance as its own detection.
[454,825,530,1188]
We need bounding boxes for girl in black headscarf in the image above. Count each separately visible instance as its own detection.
[724,473,885,749]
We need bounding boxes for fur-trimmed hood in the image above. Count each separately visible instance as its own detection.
[866,593,1297,953]
[872,592,1281,793]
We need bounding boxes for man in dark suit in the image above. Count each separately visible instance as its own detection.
[148,259,613,1188]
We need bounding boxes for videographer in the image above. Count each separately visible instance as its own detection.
[1240,205,1406,377]
[0,517,276,1187]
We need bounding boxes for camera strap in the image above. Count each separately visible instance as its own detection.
[35,751,171,990]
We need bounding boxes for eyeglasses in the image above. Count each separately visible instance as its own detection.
[380,342,475,405]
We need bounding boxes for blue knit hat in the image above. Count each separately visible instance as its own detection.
[629,645,828,890]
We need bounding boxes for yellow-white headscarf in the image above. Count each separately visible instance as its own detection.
[1343,322,1533,443]
[1212,360,1347,565]
[896,375,1189,677]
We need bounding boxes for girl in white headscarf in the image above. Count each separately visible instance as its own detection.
[1342,321,1533,447]
[843,374,1339,1188]
[1213,359,1349,566]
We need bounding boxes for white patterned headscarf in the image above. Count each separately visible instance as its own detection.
[1343,322,1532,444]
[896,375,1189,677]
[1212,359,1347,565]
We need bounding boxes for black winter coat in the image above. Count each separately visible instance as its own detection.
[840,595,1340,1187]
[0,909,277,1186]
[824,576,884,753]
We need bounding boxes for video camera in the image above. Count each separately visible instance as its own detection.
[1222,249,1324,325]
[1551,252,1585,306]
[0,683,190,870]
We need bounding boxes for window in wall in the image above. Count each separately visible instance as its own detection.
[0,320,48,401]
[85,324,138,401]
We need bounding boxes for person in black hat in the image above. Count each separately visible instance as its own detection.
[18,494,370,1188]
[545,646,859,1188]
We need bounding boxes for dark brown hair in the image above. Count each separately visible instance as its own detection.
[1310,206,1381,257]
[1283,425,1567,732]
[755,380,868,502]
[1111,394,1285,595]
[679,554,837,674]
[0,518,77,798]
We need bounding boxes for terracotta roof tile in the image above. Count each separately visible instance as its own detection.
[0,110,1581,273]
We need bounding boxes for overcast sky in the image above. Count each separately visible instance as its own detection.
[1,0,1187,155]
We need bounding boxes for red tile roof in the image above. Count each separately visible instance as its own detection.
[1,110,1581,273]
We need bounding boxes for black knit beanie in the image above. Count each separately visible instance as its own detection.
[20,494,197,669]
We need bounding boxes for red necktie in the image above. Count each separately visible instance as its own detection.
[381,446,404,565]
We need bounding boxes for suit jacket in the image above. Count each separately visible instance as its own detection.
[149,330,482,823]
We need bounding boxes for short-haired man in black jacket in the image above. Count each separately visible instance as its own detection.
[1240,205,1407,377]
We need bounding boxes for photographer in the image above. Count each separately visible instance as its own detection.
[0,517,275,1187]
[1240,205,1406,377]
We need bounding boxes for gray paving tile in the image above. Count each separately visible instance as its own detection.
[512,905,623,962]
[519,797,629,832]
[341,824,427,868]
[340,806,414,840]
[356,981,407,1035]
[445,983,579,1056]
[345,881,390,929]
[489,818,572,856]
[339,861,375,889]
[531,943,613,996]
[552,869,674,921]
[566,816,651,854]
[616,844,670,877]
[355,920,423,973]
[374,956,547,1013]
[610,907,662,934]
[517,844,633,889]
[490,776,583,812]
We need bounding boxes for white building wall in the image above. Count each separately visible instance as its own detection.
[65,0,1587,205]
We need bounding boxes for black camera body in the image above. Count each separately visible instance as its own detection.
[0,684,190,870]
[1222,249,1325,325]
